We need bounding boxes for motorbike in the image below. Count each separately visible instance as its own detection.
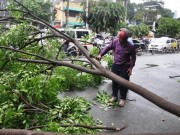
[65,44,78,57]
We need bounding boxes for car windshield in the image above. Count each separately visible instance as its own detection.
[76,31,89,38]
[96,35,104,40]
[150,38,158,43]
[154,38,168,43]
[132,39,140,43]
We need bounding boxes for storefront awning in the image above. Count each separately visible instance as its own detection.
[63,7,83,12]
[63,22,85,26]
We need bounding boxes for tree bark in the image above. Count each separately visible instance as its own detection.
[0,129,179,135]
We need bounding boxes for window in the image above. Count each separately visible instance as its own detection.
[166,40,170,43]
[171,39,176,43]
[69,11,80,17]
[76,31,89,38]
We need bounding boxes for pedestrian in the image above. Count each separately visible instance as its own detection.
[62,40,70,54]
[96,28,136,107]
[128,32,134,46]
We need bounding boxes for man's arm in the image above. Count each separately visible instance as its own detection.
[99,40,114,57]
[97,40,114,60]
[130,47,136,69]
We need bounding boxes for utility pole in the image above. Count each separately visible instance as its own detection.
[50,0,55,25]
[85,0,89,29]
[65,0,69,29]
[123,0,128,22]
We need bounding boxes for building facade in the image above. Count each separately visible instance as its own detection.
[54,0,84,28]
[0,0,8,22]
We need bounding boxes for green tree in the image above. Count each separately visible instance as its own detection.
[130,0,174,23]
[156,17,180,38]
[128,23,149,38]
[142,0,173,18]
[133,9,144,23]
[81,0,125,35]
[159,8,174,18]
[9,0,52,23]
[127,2,137,22]
[138,23,149,37]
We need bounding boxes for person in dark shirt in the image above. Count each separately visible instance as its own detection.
[96,28,136,107]
[63,40,70,53]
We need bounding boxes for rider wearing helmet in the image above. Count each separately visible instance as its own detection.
[97,28,136,107]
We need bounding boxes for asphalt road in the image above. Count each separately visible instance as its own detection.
[59,52,180,134]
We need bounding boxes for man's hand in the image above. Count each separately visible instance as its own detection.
[127,68,132,76]
[96,55,102,61]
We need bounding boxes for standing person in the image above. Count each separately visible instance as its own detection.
[128,32,134,46]
[96,28,136,107]
[62,40,70,54]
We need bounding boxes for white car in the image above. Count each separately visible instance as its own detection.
[92,34,104,46]
[148,37,178,52]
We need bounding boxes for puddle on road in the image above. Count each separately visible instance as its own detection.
[140,64,159,69]
[146,64,159,67]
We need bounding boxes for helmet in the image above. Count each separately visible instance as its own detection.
[117,28,129,40]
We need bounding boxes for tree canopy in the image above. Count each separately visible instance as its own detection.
[128,0,174,23]
[156,17,180,38]
[81,0,125,35]
[8,0,52,23]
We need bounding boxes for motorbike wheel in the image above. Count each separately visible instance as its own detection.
[70,52,77,57]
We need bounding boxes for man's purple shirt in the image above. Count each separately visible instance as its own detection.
[99,38,136,69]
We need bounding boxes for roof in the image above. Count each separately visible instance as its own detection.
[63,7,83,12]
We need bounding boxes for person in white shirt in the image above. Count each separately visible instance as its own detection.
[128,33,134,46]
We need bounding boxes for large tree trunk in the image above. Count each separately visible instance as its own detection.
[0,129,179,135]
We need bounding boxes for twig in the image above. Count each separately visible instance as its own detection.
[27,125,45,130]
[169,75,180,78]
[59,123,127,131]
[38,102,51,109]
[0,46,55,64]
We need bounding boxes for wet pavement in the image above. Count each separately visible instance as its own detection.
[59,53,180,134]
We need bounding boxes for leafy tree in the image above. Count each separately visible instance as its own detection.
[142,0,173,18]
[127,1,137,22]
[158,8,174,18]
[156,17,180,38]
[8,0,52,23]
[128,25,139,38]
[130,0,174,23]
[128,23,149,38]
[133,9,144,23]
[138,23,149,37]
[0,0,180,135]
[81,0,125,35]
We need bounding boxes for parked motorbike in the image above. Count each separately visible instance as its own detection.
[65,44,78,57]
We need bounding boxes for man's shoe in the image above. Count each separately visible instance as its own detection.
[119,99,125,107]
[109,97,117,103]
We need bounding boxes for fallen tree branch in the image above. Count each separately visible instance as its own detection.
[169,75,180,78]
[59,123,127,131]
[0,129,179,135]
[16,92,124,132]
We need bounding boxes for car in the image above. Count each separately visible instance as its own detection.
[104,35,114,44]
[57,28,91,41]
[92,34,104,46]
[57,28,93,50]
[148,37,178,52]
[132,39,146,51]
[177,39,180,50]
